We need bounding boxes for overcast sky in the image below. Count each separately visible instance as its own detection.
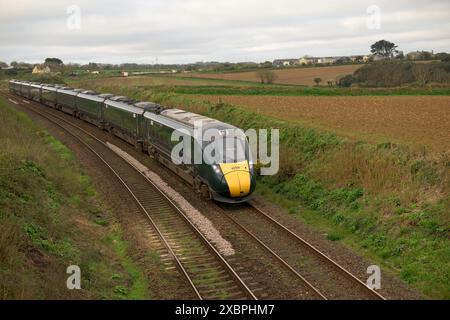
[0,0,449,64]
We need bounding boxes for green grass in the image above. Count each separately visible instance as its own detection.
[107,232,151,299]
[0,97,151,299]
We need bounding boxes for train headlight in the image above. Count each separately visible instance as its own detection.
[212,164,222,174]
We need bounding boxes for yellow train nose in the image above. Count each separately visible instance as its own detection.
[219,161,251,197]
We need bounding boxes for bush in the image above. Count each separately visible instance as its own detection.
[257,70,278,84]
[353,61,450,87]
[337,74,356,87]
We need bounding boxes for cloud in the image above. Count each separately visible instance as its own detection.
[0,0,449,64]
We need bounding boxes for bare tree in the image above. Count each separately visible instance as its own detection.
[257,70,278,84]
[412,64,432,86]
[313,77,322,86]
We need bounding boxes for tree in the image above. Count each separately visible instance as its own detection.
[434,52,450,62]
[412,64,432,86]
[0,61,8,68]
[396,51,405,60]
[370,40,398,58]
[313,77,322,86]
[10,61,31,69]
[337,74,356,87]
[419,51,432,60]
[336,57,351,64]
[257,70,278,84]
[45,57,63,65]
[260,61,273,68]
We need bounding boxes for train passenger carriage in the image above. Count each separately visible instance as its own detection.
[55,87,83,115]
[75,91,110,126]
[103,96,144,145]
[8,80,19,94]
[41,84,59,107]
[18,81,31,98]
[29,83,42,102]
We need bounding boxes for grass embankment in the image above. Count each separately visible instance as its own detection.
[0,97,151,299]
[66,82,450,299]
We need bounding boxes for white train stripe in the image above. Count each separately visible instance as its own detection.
[22,100,30,104]
[8,99,18,105]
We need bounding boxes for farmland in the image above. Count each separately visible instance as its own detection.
[180,65,363,86]
[73,75,259,88]
[69,75,450,151]
[187,95,450,151]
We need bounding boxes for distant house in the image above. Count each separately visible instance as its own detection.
[121,71,129,77]
[298,57,316,65]
[91,70,100,75]
[32,65,51,74]
[273,59,298,67]
[316,57,336,64]
[371,54,386,62]
[406,51,421,60]
[349,55,367,63]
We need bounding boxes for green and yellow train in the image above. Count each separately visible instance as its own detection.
[9,80,256,203]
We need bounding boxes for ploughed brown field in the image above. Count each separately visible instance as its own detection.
[189,95,450,151]
[72,75,238,87]
[181,65,362,86]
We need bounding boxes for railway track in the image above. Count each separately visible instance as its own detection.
[220,202,387,300]
[5,93,257,300]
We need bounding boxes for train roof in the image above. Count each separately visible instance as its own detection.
[98,93,114,99]
[105,97,144,114]
[81,90,98,95]
[143,107,237,138]
[160,109,220,128]
[135,101,167,114]
[41,84,59,90]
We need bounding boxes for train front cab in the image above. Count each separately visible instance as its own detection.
[199,130,256,203]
